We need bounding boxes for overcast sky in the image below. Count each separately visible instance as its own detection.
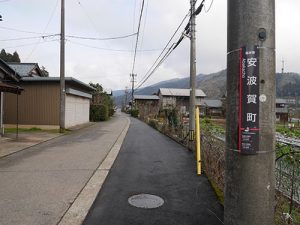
[1,0,299,91]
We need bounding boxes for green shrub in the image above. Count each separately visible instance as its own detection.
[109,108,115,117]
[99,105,109,121]
[130,109,139,118]
[90,105,109,121]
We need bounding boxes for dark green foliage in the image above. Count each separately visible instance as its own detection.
[90,105,109,121]
[90,105,101,121]
[109,108,115,117]
[0,49,21,62]
[164,109,178,127]
[130,109,139,118]
[99,105,109,121]
[89,82,115,121]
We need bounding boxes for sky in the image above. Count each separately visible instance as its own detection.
[0,0,299,91]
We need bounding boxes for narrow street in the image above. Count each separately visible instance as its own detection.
[0,113,129,225]
[84,117,224,225]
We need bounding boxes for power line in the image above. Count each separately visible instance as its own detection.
[76,0,101,36]
[66,33,137,41]
[135,12,190,89]
[3,39,60,49]
[67,39,165,52]
[131,0,145,74]
[0,34,59,42]
[135,43,175,90]
[0,26,53,35]
[25,0,59,60]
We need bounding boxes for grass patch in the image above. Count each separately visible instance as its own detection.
[276,126,300,138]
[4,127,60,133]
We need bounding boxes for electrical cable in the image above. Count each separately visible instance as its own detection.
[135,0,207,90]
[204,0,214,13]
[136,12,190,89]
[0,26,53,35]
[67,39,165,52]
[0,34,59,42]
[3,39,60,49]
[131,0,145,74]
[25,0,59,60]
[66,32,137,41]
[135,43,175,90]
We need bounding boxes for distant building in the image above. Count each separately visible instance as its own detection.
[204,99,223,117]
[157,88,206,114]
[133,95,160,119]
[276,99,289,123]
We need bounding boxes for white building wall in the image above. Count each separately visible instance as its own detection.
[65,95,90,128]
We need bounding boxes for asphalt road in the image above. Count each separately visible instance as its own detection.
[84,118,224,225]
[0,114,128,225]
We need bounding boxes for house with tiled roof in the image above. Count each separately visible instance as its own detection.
[7,62,44,77]
[158,88,206,114]
[133,95,160,119]
[3,62,95,129]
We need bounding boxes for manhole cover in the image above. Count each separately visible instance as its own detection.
[128,194,164,209]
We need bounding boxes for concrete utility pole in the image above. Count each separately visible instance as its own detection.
[60,0,66,133]
[225,1,275,225]
[189,0,196,141]
[130,74,136,110]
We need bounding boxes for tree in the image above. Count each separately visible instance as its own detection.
[0,49,7,61]
[89,82,115,121]
[11,51,21,62]
[0,49,21,62]
[40,66,49,77]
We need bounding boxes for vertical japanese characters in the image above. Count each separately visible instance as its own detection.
[239,46,260,154]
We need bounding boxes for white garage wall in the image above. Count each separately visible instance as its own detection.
[65,95,90,128]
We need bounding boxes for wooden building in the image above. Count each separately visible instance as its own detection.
[204,99,224,117]
[158,88,206,115]
[4,77,94,129]
[133,95,160,119]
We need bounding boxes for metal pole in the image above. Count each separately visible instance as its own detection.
[189,0,196,141]
[225,1,276,225]
[60,0,66,133]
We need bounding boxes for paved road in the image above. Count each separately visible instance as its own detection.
[84,118,224,225]
[0,113,129,225]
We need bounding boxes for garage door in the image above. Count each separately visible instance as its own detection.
[65,95,90,128]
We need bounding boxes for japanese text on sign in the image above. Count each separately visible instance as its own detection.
[239,46,260,154]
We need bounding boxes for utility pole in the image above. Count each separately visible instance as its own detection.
[189,0,196,141]
[225,1,275,225]
[59,0,66,133]
[281,59,285,74]
[130,74,136,110]
[124,86,128,109]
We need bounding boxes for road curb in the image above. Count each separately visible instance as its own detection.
[57,117,130,225]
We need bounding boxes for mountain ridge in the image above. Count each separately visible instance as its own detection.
[113,69,300,106]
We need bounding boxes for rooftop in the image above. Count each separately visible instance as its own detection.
[134,95,160,100]
[204,99,222,108]
[21,77,95,92]
[8,62,42,77]
[159,88,206,97]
